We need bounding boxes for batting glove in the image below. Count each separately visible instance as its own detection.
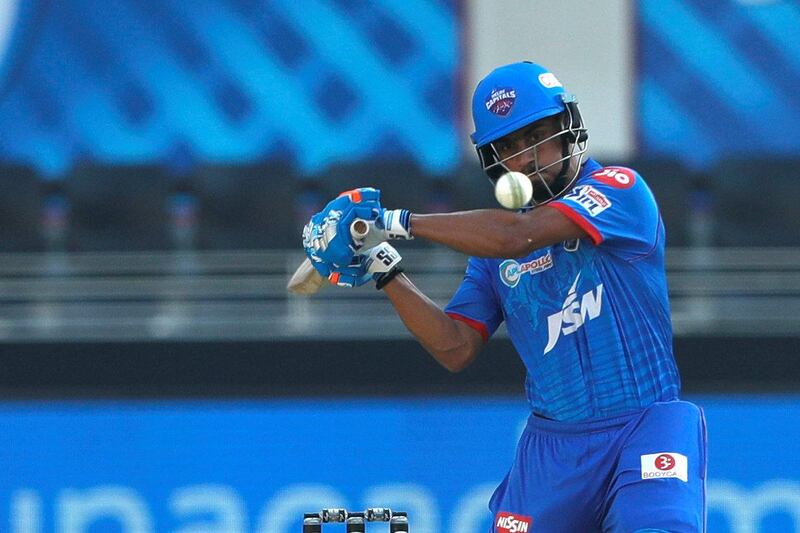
[310,254,373,288]
[375,208,413,240]
[315,242,404,290]
[361,242,404,290]
[302,188,382,268]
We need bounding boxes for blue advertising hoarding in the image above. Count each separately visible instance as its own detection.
[638,0,800,168]
[0,0,459,177]
[0,396,798,532]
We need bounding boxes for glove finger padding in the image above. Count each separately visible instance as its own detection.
[327,256,372,288]
[305,189,383,267]
[307,242,402,290]
[302,220,331,277]
[337,187,381,204]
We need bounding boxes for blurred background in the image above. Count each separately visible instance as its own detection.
[0,0,799,531]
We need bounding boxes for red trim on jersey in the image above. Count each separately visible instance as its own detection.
[446,312,490,343]
[548,202,604,245]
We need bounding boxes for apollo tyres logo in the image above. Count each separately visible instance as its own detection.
[543,273,603,355]
[485,87,517,116]
[499,252,553,288]
[495,512,532,533]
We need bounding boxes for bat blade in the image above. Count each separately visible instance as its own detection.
[286,258,327,295]
[287,218,374,295]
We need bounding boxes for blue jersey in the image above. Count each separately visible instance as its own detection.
[445,159,681,421]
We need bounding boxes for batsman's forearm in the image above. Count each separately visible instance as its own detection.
[382,274,479,372]
[410,210,536,258]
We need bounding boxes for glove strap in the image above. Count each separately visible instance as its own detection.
[374,266,404,290]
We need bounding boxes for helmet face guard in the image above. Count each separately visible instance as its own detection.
[477,95,588,206]
[471,62,590,207]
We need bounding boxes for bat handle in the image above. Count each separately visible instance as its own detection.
[287,219,374,295]
[350,218,369,240]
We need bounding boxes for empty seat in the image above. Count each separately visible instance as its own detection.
[67,164,171,251]
[0,165,45,252]
[711,158,800,247]
[195,162,296,249]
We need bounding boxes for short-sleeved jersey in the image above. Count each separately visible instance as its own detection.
[445,159,681,421]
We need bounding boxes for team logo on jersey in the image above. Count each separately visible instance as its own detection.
[544,273,603,354]
[592,167,636,189]
[641,452,689,482]
[563,185,611,217]
[495,512,532,533]
[485,87,517,116]
[499,252,553,288]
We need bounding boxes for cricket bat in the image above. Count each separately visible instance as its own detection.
[287,219,373,295]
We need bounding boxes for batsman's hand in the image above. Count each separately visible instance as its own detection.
[302,187,382,268]
[375,208,413,240]
[311,254,373,288]
[362,241,402,276]
[361,242,404,290]
[314,242,404,289]
[322,188,413,243]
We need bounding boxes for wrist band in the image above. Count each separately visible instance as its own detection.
[375,266,404,290]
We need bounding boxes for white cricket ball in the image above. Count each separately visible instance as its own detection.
[494,171,533,209]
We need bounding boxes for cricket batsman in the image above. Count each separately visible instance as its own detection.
[302,61,707,532]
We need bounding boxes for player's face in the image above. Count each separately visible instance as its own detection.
[492,116,569,196]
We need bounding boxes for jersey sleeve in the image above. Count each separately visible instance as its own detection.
[549,166,661,257]
[444,257,503,342]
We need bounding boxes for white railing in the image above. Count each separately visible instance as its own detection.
[0,247,798,341]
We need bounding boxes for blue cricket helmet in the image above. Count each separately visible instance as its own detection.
[471,62,569,148]
[470,61,589,205]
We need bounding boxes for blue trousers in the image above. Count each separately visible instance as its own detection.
[489,400,707,532]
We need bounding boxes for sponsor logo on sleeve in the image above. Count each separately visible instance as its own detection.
[485,87,517,116]
[592,167,636,189]
[495,512,533,533]
[641,452,688,482]
[562,185,611,217]
[499,252,553,288]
